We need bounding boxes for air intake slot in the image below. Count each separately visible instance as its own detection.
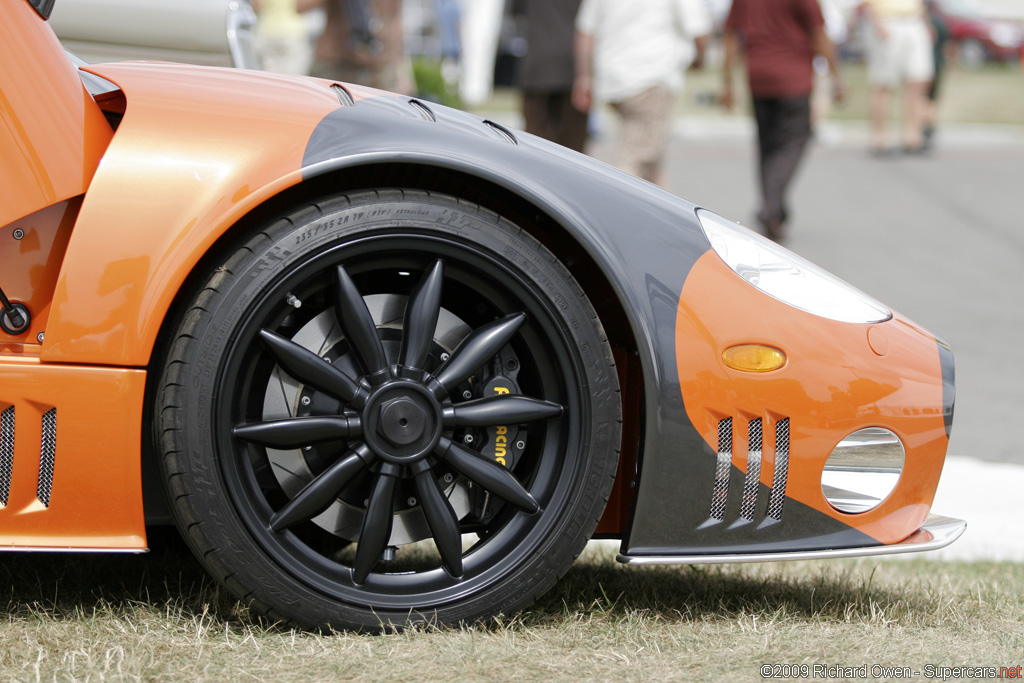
[36,408,56,507]
[709,417,732,521]
[767,418,790,520]
[707,415,790,523]
[739,418,763,521]
[1,406,13,506]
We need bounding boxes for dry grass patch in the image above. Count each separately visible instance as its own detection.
[0,532,1021,681]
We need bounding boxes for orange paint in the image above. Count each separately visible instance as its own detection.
[41,63,342,366]
[0,357,146,549]
[0,2,112,228]
[676,251,948,545]
[0,199,81,346]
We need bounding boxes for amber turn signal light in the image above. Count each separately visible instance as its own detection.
[722,344,786,372]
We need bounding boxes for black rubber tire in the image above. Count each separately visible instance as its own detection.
[155,189,621,631]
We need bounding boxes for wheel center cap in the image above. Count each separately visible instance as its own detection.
[362,381,443,464]
[379,397,427,446]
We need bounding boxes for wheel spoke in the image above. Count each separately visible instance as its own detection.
[433,313,526,395]
[269,444,373,532]
[352,461,400,584]
[233,416,360,449]
[410,460,463,578]
[398,260,444,374]
[437,437,540,514]
[334,266,389,384]
[260,329,368,407]
[444,395,563,428]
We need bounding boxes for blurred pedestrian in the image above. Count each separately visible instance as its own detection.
[811,0,848,125]
[514,0,588,153]
[860,0,934,154]
[573,0,711,186]
[722,0,844,240]
[254,0,313,75]
[436,0,462,87]
[921,0,950,151]
[302,0,414,94]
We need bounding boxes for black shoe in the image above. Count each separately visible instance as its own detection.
[758,211,786,242]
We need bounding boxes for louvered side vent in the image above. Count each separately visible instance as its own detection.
[0,406,13,506]
[767,418,790,520]
[739,418,763,521]
[709,417,732,520]
[36,408,56,507]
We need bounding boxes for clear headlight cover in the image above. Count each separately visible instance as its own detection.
[697,209,891,324]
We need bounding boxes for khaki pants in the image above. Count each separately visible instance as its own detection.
[610,85,673,185]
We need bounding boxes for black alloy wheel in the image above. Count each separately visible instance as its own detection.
[156,190,621,630]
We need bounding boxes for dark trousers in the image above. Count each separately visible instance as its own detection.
[752,95,812,227]
[522,91,588,153]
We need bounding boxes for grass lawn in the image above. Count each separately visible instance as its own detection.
[1,530,1021,681]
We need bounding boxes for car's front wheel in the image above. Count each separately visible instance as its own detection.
[155,190,621,630]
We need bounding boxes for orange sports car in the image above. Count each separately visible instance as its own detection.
[1,0,963,631]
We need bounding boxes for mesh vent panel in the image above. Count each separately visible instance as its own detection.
[0,407,13,506]
[739,418,763,521]
[709,418,733,520]
[767,418,791,521]
[36,408,56,507]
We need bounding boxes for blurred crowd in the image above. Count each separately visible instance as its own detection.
[252,0,1021,238]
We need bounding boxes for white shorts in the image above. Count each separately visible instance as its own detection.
[867,17,935,86]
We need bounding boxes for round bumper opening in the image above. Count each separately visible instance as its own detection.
[822,428,905,513]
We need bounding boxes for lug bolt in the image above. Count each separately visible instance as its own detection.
[462,390,472,400]
[505,358,518,371]
[300,396,311,406]
[440,352,450,362]
[12,229,24,240]
[463,434,474,444]
[407,497,417,507]
[516,440,525,450]
[36,332,45,343]
[443,473,454,483]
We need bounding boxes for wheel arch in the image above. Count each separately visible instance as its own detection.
[142,160,643,534]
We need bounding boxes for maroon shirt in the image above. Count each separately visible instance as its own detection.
[725,0,825,98]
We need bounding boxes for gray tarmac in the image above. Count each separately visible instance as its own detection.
[588,117,1024,465]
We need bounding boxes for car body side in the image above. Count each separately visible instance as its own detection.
[0,0,953,559]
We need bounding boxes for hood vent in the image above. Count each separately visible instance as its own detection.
[483,120,518,145]
[408,98,437,123]
[331,84,355,107]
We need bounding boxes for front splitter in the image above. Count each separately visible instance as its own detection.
[617,514,966,565]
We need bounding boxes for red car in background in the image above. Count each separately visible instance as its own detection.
[932,0,1024,67]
